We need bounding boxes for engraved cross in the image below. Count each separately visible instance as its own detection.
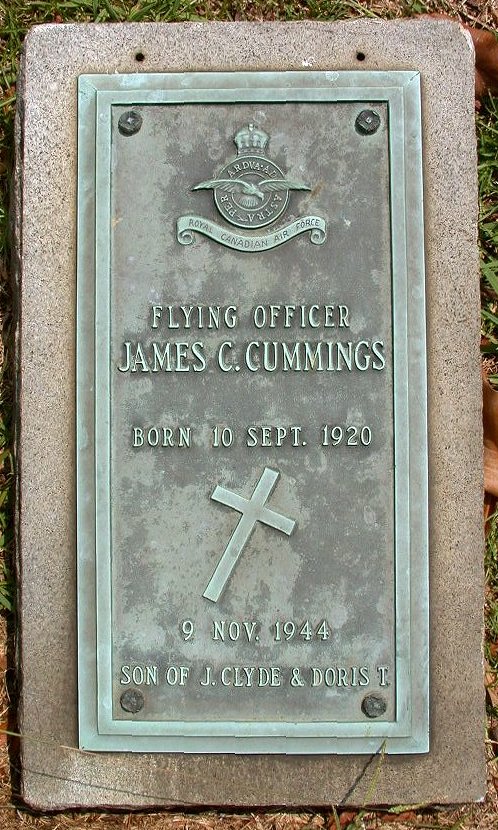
[203,467,296,603]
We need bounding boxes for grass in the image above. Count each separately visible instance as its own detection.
[479,92,498,713]
[0,1,496,827]
[485,509,498,689]
[480,94,498,368]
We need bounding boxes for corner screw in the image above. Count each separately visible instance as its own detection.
[120,688,144,713]
[118,111,143,136]
[355,110,380,135]
[361,694,387,719]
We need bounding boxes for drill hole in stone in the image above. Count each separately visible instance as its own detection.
[135,51,145,62]
[356,51,366,61]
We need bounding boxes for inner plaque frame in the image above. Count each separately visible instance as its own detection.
[77,70,428,754]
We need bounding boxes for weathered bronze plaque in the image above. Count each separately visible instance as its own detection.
[77,71,428,753]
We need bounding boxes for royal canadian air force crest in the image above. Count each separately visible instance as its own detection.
[176,124,327,253]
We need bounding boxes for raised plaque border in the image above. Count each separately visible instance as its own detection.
[76,70,428,754]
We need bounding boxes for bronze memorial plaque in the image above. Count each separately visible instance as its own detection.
[77,71,428,753]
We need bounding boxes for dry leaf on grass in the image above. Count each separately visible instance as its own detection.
[378,813,418,824]
[483,373,498,517]
[485,661,498,714]
[470,27,498,102]
[335,813,357,830]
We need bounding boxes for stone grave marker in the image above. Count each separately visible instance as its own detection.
[15,19,484,809]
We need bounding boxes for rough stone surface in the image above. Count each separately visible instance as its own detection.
[15,20,484,809]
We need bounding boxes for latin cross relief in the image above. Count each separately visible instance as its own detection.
[203,467,296,603]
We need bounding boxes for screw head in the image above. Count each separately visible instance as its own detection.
[355,110,381,135]
[120,688,144,713]
[118,110,143,136]
[361,694,387,719]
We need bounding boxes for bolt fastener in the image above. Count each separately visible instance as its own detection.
[355,110,381,135]
[361,694,387,719]
[118,111,143,136]
[120,688,144,713]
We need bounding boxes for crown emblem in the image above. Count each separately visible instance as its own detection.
[177,122,327,250]
[234,123,269,155]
